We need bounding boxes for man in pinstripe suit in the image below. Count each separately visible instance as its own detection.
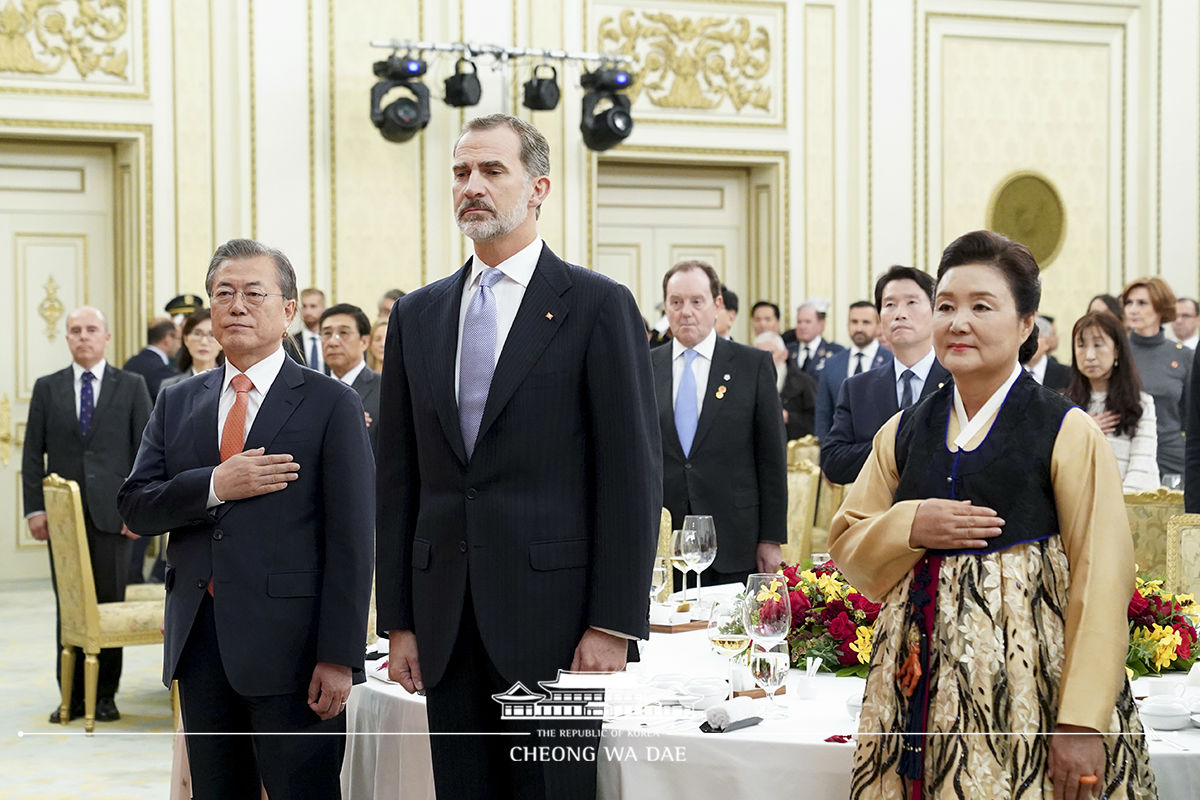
[376,114,662,800]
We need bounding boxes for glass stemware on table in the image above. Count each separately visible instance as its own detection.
[707,599,749,700]
[682,515,717,614]
[742,573,792,715]
[669,529,692,603]
[649,558,669,601]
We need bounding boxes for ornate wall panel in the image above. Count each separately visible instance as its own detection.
[803,4,835,308]
[592,0,786,127]
[0,0,147,97]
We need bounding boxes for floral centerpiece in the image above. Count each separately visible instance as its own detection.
[1126,576,1198,678]
[779,560,881,678]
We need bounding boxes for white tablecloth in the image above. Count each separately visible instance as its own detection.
[341,631,1200,799]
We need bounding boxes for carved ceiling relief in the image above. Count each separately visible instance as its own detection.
[0,0,129,80]
[598,9,773,115]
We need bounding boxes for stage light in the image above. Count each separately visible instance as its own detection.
[579,68,633,151]
[370,55,431,143]
[444,58,482,107]
[523,64,560,111]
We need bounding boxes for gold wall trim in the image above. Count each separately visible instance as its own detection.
[0,0,149,99]
[208,0,216,251]
[38,275,66,342]
[249,0,258,238]
[866,0,873,276]
[306,0,316,285]
[0,163,85,192]
[170,0,179,285]
[986,170,1067,267]
[327,0,336,290]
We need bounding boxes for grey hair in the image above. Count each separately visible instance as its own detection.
[458,114,550,220]
[205,238,297,301]
[1034,315,1053,337]
[755,331,786,350]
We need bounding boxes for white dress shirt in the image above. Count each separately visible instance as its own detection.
[796,336,824,368]
[846,340,881,379]
[1026,355,1048,385]
[206,346,288,507]
[671,328,717,413]
[892,348,937,407]
[72,359,106,418]
[299,328,324,372]
[453,237,544,401]
[335,359,368,386]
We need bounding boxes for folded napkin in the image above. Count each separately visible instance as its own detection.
[705,696,756,730]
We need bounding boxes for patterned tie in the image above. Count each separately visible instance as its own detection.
[308,334,320,370]
[853,352,864,375]
[459,267,504,458]
[675,349,699,456]
[899,369,916,409]
[79,371,95,437]
[220,374,254,462]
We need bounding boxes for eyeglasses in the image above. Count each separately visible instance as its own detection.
[188,330,217,341]
[210,288,286,307]
[320,329,362,341]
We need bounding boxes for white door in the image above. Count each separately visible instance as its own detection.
[0,140,115,580]
[597,164,750,343]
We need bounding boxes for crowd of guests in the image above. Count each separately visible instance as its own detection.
[652,271,1198,495]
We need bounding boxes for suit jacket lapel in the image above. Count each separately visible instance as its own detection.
[84,367,120,442]
[53,368,82,443]
[418,263,472,465]
[690,338,732,454]
[922,360,951,398]
[474,246,569,446]
[245,358,304,451]
[653,346,683,458]
[193,368,223,465]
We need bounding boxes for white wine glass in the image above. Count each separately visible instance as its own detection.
[669,530,692,603]
[748,642,790,717]
[683,515,716,611]
[649,558,669,602]
[742,573,792,647]
[707,599,749,700]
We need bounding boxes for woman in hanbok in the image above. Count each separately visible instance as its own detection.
[830,230,1156,800]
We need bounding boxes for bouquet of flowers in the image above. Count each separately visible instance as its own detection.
[1126,576,1198,678]
[780,560,881,678]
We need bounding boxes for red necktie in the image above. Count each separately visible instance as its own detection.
[210,374,253,595]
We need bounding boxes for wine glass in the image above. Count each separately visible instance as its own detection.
[707,599,749,700]
[742,573,792,646]
[670,530,693,603]
[748,642,790,716]
[683,515,717,612]
[649,558,669,602]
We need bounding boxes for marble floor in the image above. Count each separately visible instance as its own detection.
[0,579,175,799]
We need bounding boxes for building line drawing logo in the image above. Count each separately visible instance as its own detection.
[491,671,607,720]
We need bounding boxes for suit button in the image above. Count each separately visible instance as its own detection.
[466,488,478,500]
[458,540,468,553]
[195,579,206,589]
[684,462,692,470]
[213,530,224,541]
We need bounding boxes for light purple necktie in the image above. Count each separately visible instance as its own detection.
[459,267,504,458]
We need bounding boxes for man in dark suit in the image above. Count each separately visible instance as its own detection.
[22,306,152,724]
[815,301,893,440]
[821,266,949,484]
[376,114,660,800]
[289,287,328,373]
[754,331,817,440]
[653,260,788,584]
[319,303,380,454]
[118,239,374,799]
[787,301,844,377]
[1025,315,1070,390]
[122,318,181,398]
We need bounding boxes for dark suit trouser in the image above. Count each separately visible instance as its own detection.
[176,594,346,800]
[48,519,129,703]
[425,587,600,800]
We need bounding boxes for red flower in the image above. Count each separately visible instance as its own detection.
[1128,592,1148,619]
[829,611,857,643]
[837,643,861,666]
[789,589,811,620]
[848,592,881,623]
[782,564,803,589]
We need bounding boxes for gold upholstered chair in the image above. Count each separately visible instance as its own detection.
[812,477,848,557]
[782,457,821,567]
[43,473,165,733]
[653,507,673,603]
[1166,513,1200,596]
[1124,488,1184,580]
[788,436,820,472]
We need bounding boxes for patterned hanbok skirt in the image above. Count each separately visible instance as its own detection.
[849,538,1158,799]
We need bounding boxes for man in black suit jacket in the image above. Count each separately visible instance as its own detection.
[1025,315,1070,390]
[821,266,949,484]
[122,317,181,398]
[118,240,373,799]
[754,331,817,440]
[787,301,845,377]
[376,115,660,800]
[319,303,380,455]
[653,260,788,584]
[290,288,328,373]
[23,306,152,723]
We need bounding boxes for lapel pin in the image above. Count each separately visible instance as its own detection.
[723,373,731,381]
[716,385,727,399]
[545,312,554,321]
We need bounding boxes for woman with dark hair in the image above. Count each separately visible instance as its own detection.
[831,230,1154,799]
[1087,293,1123,321]
[1122,276,1191,485]
[159,310,223,391]
[1064,312,1158,490]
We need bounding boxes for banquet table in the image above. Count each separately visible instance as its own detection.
[341,630,1200,799]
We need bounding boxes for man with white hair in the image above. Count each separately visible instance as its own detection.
[787,300,843,376]
[755,331,817,440]
[1024,315,1069,390]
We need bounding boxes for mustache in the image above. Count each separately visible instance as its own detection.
[457,199,495,217]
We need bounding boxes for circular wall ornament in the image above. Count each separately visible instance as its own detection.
[986,172,1065,268]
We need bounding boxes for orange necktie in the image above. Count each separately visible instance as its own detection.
[210,374,253,596]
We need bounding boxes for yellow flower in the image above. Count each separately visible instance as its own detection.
[756,578,783,603]
[1176,593,1195,608]
[1126,666,1135,682]
[816,573,845,603]
[1148,624,1182,670]
[849,625,873,664]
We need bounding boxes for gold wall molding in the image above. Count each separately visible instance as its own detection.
[592,0,785,128]
[0,0,146,97]
[987,171,1066,268]
[37,275,65,341]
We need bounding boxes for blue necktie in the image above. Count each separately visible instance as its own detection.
[899,369,916,408]
[459,268,505,458]
[308,334,320,370]
[675,349,699,456]
[79,371,95,437]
